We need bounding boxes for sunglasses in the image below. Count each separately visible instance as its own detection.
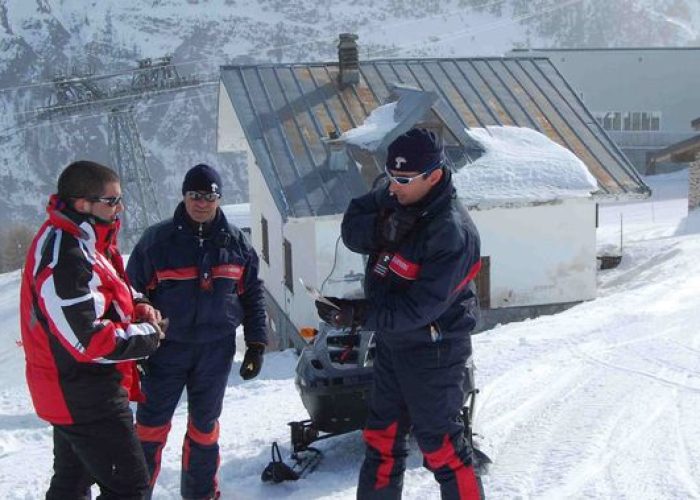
[88,196,123,207]
[384,162,442,185]
[185,191,221,202]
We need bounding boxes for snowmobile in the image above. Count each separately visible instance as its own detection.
[261,322,491,483]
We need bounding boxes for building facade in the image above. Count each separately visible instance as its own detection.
[510,47,700,173]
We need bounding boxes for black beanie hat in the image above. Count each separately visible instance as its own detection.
[182,164,222,195]
[385,128,444,173]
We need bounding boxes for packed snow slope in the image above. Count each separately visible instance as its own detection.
[1,171,699,499]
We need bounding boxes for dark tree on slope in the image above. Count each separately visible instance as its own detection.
[0,225,34,272]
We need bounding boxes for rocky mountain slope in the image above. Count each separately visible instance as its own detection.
[0,0,698,249]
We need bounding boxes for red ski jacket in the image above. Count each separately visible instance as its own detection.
[20,196,160,425]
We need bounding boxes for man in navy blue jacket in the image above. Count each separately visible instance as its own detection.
[127,164,267,500]
[316,129,483,500]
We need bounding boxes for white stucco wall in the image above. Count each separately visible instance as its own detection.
[470,198,597,308]
[249,157,596,332]
[216,81,248,153]
[254,177,597,328]
[249,166,364,331]
[248,162,284,302]
[282,217,319,329]
[310,219,366,303]
[277,216,366,331]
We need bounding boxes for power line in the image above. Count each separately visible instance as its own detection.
[0,88,217,137]
[0,57,219,95]
[39,80,217,117]
[0,0,518,96]
[0,0,586,131]
[1,79,217,124]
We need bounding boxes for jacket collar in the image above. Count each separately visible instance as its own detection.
[173,202,225,237]
[46,194,120,254]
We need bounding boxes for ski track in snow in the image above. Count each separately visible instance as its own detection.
[3,171,700,498]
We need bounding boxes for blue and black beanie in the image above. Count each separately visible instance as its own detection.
[385,128,444,173]
[182,163,222,195]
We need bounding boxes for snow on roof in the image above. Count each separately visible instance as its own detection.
[453,126,599,206]
[341,108,599,206]
[340,102,398,150]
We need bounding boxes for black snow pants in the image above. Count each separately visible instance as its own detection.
[357,334,481,500]
[46,407,149,500]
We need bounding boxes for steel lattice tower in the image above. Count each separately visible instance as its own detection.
[107,107,161,247]
[36,56,205,249]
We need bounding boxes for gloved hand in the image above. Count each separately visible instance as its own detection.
[138,319,168,377]
[240,342,265,380]
[134,302,162,324]
[148,318,169,341]
[377,210,419,249]
[315,298,367,328]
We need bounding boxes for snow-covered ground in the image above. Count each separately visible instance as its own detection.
[2,170,699,499]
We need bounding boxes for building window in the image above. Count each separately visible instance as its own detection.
[283,239,293,292]
[261,216,269,264]
[650,112,661,130]
[594,111,661,132]
[631,112,641,131]
[613,112,622,130]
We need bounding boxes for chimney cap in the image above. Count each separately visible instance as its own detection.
[338,33,358,42]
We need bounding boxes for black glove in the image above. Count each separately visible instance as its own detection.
[240,342,265,380]
[315,297,367,328]
[377,210,419,249]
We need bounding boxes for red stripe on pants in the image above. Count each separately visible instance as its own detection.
[183,419,220,473]
[136,422,171,487]
[362,421,399,490]
[136,421,171,442]
[187,419,220,446]
[423,434,481,500]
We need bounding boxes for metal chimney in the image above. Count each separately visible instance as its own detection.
[338,33,359,88]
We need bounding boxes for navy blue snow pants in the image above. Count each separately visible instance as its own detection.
[357,334,481,500]
[135,337,235,499]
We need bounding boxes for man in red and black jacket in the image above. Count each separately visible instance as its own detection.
[127,164,268,500]
[20,160,163,500]
[316,129,483,500]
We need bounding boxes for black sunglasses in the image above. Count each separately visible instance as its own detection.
[186,191,221,202]
[88,196,123,207]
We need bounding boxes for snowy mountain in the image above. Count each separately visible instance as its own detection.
[1,171,699,498]
[1,0,699,250]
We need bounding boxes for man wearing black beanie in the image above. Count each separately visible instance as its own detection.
[315,129,484,499]
[127,163,268,499]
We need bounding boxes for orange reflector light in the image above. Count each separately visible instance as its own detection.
[299,327,318,342]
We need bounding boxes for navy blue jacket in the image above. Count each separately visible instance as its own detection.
[341,170,481,346]
[127,203,267,345]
